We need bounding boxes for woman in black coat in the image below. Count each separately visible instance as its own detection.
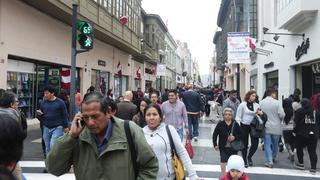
[293,98,319,174]
[213,107,242,175]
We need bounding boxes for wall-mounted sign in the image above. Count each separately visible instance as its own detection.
[264,61,274,69]
[227,32,251,64]
[296,38,310,61]
[98,60,106,67]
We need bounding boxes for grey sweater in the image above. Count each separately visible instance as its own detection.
[260,97,285,135]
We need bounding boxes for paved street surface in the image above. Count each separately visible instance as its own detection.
[22,118,320,179]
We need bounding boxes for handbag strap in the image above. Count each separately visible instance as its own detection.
[165,125,176,158]
[230,121,236,134]
[124,120,138,179]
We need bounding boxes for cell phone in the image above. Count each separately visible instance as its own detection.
[77,118,86,128]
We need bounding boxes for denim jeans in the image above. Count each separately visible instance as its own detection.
[264,134,281,164]
[177,128,184,141]
[188,114,200,139]
[43,125,64,156]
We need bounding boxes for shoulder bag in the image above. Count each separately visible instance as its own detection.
[124,120,138,179]
[166,125,186,180]
[230,121,245,151]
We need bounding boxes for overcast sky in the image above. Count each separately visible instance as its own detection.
[142,0,221,75]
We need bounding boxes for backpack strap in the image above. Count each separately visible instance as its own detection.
[165,125,176,157]
[124,120,138,179]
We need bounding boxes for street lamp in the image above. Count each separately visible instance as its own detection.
[263,27,305,41]
[260,40,285,48]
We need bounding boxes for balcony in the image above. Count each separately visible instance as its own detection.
[141,42,158,63]
[277,0,318,32]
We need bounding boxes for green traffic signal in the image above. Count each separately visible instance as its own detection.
[77,20,93,35]
[77,34,93,49]
[77,20,93,49]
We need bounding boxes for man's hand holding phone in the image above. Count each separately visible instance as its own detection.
[70,112,85,139]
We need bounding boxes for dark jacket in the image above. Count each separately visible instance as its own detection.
[294,108,320,138]
[212,120,242,149]
[46,117,159,180]
[116,101,138,120]
[181,90,205,113]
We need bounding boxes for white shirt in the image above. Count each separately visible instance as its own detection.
[143,123,198,180]
[235,102,260,125]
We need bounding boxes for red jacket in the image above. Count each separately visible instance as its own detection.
[219,172,250,180]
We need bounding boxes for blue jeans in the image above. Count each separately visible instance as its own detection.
[43,125,64,156]
[177,128,184,141]
[264,134,281,164]
[188,114,199,139]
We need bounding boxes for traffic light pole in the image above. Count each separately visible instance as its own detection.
[70,3,78,119]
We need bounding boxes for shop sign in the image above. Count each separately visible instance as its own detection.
[264,61,274,69]
[296,38,310,61]
[98,60,106,67]
[156,63,166,76]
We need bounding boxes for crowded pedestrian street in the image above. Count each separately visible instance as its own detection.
[20,117,320,180]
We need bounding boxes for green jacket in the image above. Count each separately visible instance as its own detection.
[45,117,158,180]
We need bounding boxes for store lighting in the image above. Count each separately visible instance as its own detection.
[262,27,305,41]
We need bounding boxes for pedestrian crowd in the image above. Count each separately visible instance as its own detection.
[0,84,319,180]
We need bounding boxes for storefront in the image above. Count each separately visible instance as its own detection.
[91,69,110,95]
[298,61,320,98]
[7,59,81,118]
[114,75,128,98]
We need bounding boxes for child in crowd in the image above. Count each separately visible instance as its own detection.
[219,155,250,180]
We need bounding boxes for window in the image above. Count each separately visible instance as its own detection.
[276,0,293,13]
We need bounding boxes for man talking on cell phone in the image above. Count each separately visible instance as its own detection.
[45,92,158,180]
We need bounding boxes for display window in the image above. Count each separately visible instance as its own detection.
[91,70,110,95]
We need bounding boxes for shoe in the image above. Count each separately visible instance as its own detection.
[248,158,253,167]
[310,169,317,175]
[264,162,273,168]
[288,154,294,162]
[294,163,305,170]
[193,137,198,142]
[244,164,249,168]
[273,159,277,164]
[279,143,284,152]
[43,169,48,173]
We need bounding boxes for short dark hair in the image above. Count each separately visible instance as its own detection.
[168,89,177,95]
[265,88,276,97]
[149,91,158,99]
[43,86,56,95]
[229,89,237,94]
[244,90,256,102]
[0,91,16,108]
[82,92,116,114]
[0,113,24,166]
[144,104,163,122]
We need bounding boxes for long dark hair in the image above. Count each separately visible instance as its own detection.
[283,98,293,124]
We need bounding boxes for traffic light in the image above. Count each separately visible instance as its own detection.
[77,20,93,49]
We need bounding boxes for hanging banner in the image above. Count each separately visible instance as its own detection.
[227,32,250,64]
[156,63,166,76]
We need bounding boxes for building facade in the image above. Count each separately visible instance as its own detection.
[0,0,177,118]
[164,32,177,89]
[214,0,258,97]
[176,40,192,85]
[252,0,320,99]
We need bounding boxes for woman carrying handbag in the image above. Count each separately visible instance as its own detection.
[143,104,199,180]
[213,107,242,174]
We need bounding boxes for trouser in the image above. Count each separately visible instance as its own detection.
[40,122,46,158]
[283,130,295,153]
[296,135,318,170]
[205,104,210,117]
[43,125,64,156]
[264,134,281,164]
[241,123,259,164]
[188,114,200,139]
[177,128,184,142]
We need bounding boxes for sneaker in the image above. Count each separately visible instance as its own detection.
[310,169,317,175]
[244,164,249,168]
[264,162,273,168]
[193,137,198,142]
[43,169,48,173]
[294,163,305,170]
[273,159,278,164]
